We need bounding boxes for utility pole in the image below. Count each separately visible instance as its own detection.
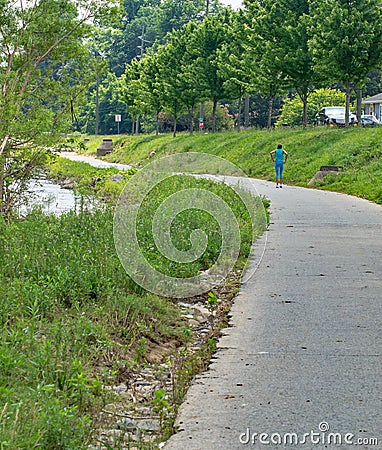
[95,74,99,135]
[199,1,209,132]
[136,26,152,135]
[137,25,145,59]
[137,25,152,59]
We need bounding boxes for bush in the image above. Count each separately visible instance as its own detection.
[276,88,346,127]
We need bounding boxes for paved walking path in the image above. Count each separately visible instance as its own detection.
[165,180,382,449]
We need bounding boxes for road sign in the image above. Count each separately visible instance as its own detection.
[115,114,121,122]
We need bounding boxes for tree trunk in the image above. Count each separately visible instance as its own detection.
[173,105,177,137]
[237,95,242,132]
[95,75,99,135]
[212,99,217,133]
[356,87,363,124]
[156,111,159,136]
[345,80,351,128]
[267,95,273,130]
[302,94,308,129]
[131,117,135,135]
[244,93,250,128]
[173,117,177,137]
[188,108,195,134]
[135,116,139,135]
[0,137,8,216]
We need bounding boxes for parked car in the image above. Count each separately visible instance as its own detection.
[315,107,358,126]
[361,114,381,127]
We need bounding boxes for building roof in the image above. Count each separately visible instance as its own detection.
[362,93,382,104]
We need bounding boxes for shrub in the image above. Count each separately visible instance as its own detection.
[276,88,346,127]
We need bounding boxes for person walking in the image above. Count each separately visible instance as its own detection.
[270,143,288,188]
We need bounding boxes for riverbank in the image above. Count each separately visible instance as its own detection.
[2,152,265,448]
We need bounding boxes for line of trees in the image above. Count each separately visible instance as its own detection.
[114,0,382,134]
[1,0,382,218]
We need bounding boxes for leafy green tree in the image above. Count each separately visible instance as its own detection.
[153,22,210,136]
[188,12,232,132]
[276,88,346,126]
[119,58,145,134]
[138,53,164,134]
[246,0,316,128]
[218,11,252,131]
[310,0,382,126]
[156,37,192,137]
[0,0,116,219]
[243,3,286,129]
[155,43,184,137]
[120,53,164,134]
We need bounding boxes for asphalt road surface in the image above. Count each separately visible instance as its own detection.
[165,180,382,450]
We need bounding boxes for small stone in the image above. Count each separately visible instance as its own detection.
[193,305,211,320]
[109,174,124,182]
[137,419,161,432]
[188,319,200,327]
[117,418,137,431]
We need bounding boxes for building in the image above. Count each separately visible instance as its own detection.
[362,93,382,122]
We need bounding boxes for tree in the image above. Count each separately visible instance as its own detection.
[0,0,117,219]
[188,12,231,132]
[243,3,286,129]
[310,0,382,126]
[155,34,194,137]
[218,11,252,131]
[138,53,164,135]
[246,0,317,128]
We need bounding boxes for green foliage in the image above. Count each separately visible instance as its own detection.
[207,291,219,309]
[152,388,174,434]
[276,88,346,126]
[134,174,256,279]
[310,0,382,124]
[310,0,382,86]
[0,0,117,219]
[0,207,186,446]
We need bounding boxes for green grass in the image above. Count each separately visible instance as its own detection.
[91,127,382,204]
[1,168,262,446]
[0,209,189,448]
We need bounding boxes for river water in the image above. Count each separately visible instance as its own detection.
[25,152,131,215]
[57,151,132,171]
[23,177,92,215]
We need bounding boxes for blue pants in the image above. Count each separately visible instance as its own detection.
[275,162,284,179]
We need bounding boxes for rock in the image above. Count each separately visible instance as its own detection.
[193,305,211,320]
[188,319,200,328]
[308,170,339,186]
[117,417,137,431]
[178,302,193,309]
[146,340,178,364]
[137,419,161,432]
[61,178,75,189]
[109,174,124,182]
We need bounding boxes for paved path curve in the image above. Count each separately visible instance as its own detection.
[165,180,382,449]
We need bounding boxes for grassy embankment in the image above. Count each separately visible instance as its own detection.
[1,155,263,447]
[90,126,382,204]
[2,126,381,448]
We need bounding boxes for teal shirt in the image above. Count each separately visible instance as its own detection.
[275,148,284,164]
